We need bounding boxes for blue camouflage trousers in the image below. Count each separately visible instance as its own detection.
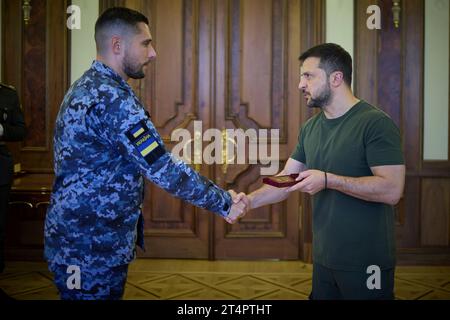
[51,263,129,300]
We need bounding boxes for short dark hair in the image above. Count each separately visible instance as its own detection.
[299,43,352,86]
[95,7,149,53]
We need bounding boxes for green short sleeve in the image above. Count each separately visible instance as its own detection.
[291,127,306,163]
[365,116,404,167]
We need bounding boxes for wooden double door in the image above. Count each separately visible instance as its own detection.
[110,0,324,260]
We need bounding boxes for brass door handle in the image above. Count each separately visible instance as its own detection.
[181,131,202,172]
[194,130,202,172]
[222,129,228,175]
[221,129,236,175]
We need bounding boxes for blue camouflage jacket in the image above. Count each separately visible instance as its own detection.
[44,61,232,269]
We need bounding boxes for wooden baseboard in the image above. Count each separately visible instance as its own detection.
[397,248,450,265]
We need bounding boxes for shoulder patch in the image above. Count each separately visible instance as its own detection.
[126,120,165,165]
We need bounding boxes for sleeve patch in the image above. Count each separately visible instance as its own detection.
[126,120,165,165]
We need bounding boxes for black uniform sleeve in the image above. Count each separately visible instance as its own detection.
[0,88,26,142]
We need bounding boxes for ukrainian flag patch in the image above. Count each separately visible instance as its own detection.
[126,120,165,165]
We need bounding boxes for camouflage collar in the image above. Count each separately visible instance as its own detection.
[91,60,133,93]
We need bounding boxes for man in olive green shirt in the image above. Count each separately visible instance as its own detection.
[245,43,405,300]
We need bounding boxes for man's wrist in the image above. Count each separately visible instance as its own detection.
[248,193,261,210]
[247,194,255,209]
[326,172,340,190]
[0,123,4,137]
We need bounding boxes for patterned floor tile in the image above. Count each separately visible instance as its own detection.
[11,285,59,300]
[255,288,309,300]
[290,279,312,295]
[0,272,54,296]
[442,282,450,291]
[214,275,279,299]
[396,274,450,289]
[123,284,159,300]
[256,274,311,288]
[181,273,243,286]
[0,271,30,280]
[126,272,172,285]
[418,289,450,300]
[394,278,433,300]
[137,274,205,299]
[170,288,237,300]
[2,260,450,300]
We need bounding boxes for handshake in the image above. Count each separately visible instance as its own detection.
[224,190,251,224]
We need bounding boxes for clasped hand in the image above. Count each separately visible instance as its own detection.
[224,189,250,224]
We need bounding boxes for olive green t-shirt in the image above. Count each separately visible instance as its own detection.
[291,100,404,271]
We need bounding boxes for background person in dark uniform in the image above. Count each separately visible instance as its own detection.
[0,83,26,273]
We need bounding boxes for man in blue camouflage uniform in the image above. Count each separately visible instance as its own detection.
[44,7,249,300]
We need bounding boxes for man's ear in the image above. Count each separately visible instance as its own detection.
[111,36,122,55]
[330,71,344,88]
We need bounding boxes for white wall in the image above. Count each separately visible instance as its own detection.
[325,0,354,89]
[424,0,449,160]
[70,0,99,84]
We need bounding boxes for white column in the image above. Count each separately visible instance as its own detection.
[424,0,449,160]
[325,0,354,89]
[70,0,99,84]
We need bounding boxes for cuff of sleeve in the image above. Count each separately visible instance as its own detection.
[218,191,232,218]
[0,124,3,137]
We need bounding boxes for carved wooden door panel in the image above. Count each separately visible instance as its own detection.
[117,0,321,260]
[211,0,303,259]
[135,0,214,259]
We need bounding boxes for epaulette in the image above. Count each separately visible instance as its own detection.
[0,83,16,91]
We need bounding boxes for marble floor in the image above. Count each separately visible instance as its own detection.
[1,259,450,300]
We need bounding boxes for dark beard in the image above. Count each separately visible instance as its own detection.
[307,82,332,108]
[123,54,146,79]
